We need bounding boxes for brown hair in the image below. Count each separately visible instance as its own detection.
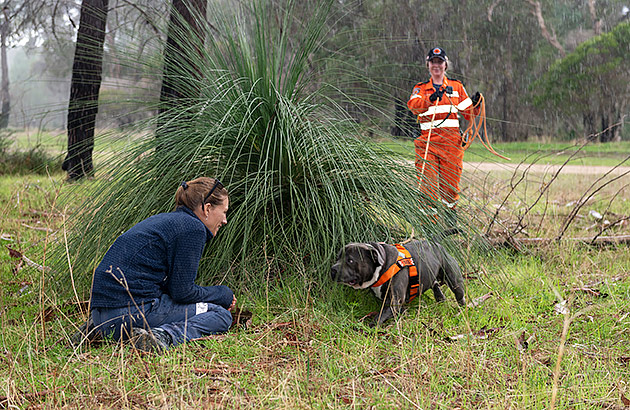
[174,177,228,210]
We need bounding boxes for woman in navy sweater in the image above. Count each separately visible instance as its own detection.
[89,177,235,352]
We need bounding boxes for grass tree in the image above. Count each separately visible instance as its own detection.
[57,0,480,299]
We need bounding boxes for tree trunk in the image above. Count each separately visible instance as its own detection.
[498,19,519,141]
[391,98,417,138]
[587,0,602,35]
[0,9,10,129]
[599,112,614,142]
[583,112,596,140]
[63,0,109,181]
[158,0,207,115]
[526,0,566,58]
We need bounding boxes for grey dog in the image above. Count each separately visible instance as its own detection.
[330,239,466,325]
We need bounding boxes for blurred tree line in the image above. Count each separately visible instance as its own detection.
[3,0,630,144]
[303,0,630,143]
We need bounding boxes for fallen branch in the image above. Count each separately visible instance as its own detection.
[21,223,55,233]
[6,246,51,272]
[26,209,66,218]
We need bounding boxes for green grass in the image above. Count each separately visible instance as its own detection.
[7,128,144,160]
[2,163,629,409]
[8,128,630,171]
[378,138,630,167]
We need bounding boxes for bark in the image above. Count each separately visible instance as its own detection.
[587,0,602,35]
[63,0,109,180]
[500,18,516,141]
[600,113,612,142]
[0,7,10,129]
[526,0,566,58]
[159,0,207,110]
[391,98,417,138]
[487,0,503,22]
[156,0,207,147]
[583,112,596,140]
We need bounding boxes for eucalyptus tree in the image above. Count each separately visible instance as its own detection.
[63,0,170,179]
[156,0,206,147]
[501,0,630,140]
[533,22,630,142]
[62,0,109,180]
[1,6,9,128]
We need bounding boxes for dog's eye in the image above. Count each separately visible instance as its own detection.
[347,258,354,264]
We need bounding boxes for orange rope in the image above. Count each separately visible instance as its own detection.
[462,95,510,160]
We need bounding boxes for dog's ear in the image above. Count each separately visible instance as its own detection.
[336,247,344,261]
[366,242,385,267]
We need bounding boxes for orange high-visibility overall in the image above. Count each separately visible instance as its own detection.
[407,76,480,214]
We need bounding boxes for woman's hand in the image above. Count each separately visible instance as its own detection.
[228,295,237,312]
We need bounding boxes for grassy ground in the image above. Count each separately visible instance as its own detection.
[4,128,143,159]
[379,137,630,167]
[1,137,629,408]
[8,128,630,167]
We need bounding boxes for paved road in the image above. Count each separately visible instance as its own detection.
[464,162,630,176]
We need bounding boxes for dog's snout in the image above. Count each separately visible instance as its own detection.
[330,264,339,280]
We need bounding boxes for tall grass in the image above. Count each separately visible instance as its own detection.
[54,0,486,298]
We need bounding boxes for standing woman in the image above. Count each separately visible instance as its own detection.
[407,47,482,225]
[89,177,235,352]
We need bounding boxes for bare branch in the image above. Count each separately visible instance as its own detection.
[120,0,160,34]
[488,0,503,22]
[513,140,593,235]
[525,0,566,57]
[557,163,630,241]
[485,147,567,235]
[587,0,602,35]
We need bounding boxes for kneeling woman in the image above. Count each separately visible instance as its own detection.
[89,177,235,352]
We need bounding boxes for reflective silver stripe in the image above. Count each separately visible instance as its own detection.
[458,98,472,111]
[423,104,458,116]
[409,94,422,100]
[419,118,460,130]
[441,199,457,208]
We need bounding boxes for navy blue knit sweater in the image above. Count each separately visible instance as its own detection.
[90,206,233,310]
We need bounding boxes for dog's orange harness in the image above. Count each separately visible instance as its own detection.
[371,244,420,301]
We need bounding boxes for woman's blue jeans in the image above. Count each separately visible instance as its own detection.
[91,293,232,346]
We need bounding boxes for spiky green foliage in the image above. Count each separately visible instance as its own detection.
[56,0,479,297]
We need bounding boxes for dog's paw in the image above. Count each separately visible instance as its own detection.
[358,311,381,327]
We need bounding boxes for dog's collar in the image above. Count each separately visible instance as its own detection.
[371,243,420,301]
